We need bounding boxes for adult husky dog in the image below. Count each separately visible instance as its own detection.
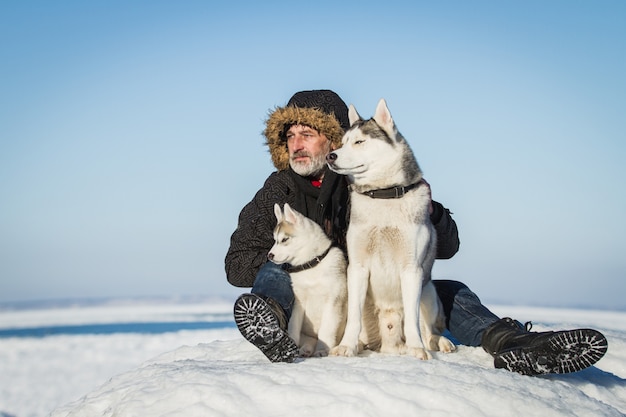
[268,203,348,357]
[326,99,455,359]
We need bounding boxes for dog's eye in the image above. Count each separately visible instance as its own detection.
[354,140,365,145]
[281,237,289,243]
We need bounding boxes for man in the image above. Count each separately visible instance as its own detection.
[225,89,608,375]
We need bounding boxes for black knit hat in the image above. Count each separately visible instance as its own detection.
[286,90,350,131]
[264,90,349,171]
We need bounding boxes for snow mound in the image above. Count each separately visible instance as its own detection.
[51,334,626,417]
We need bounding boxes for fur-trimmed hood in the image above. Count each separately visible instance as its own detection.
[263,90,349,171]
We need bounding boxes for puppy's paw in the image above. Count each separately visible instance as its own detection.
[313,348,329,357]
[299,346,314,358]
[329,345,357,357]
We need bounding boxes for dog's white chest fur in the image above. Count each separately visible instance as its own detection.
[348,185,436,355]
[349,189,431,305]
[289,254,347,343]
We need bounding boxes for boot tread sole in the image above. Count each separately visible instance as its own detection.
[494,328,608,376]
[234,293,298,363]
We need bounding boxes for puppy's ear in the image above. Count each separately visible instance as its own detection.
[273,203,283,222]
[373,98,395,136]
[283,203,301,225]
[348,104,362,127]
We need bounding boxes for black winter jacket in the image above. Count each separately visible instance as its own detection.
[225,167,460,288]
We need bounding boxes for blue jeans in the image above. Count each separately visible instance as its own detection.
[251,262,499,347]
[432,280,500,346]
[251,262,295,317]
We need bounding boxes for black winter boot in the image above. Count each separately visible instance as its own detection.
[233,293,299,363]
[481,317,608,376]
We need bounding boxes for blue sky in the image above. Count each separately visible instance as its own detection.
[1,1,625,309]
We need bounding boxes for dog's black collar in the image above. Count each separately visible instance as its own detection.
[359,180,423,199]
[281,244,334,273]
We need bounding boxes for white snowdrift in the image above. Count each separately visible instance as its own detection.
[50,309,626,417]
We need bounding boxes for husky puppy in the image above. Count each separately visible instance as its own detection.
[268,203,348,357]
[326,99,455,359]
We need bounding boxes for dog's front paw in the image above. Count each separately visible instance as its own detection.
[435,335,456,353]
[299,348,313,358]
[329,345,357,357]
[313,348,329,357]
[405,346,430,360]
[299,340,316,357]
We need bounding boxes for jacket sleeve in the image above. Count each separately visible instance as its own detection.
[224,173,292,288]
[430,200,460,259]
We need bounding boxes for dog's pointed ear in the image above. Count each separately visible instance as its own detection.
[373,98,395,133]
[274,203,283,222]
[348,104,362,127]
[283,203,301,225]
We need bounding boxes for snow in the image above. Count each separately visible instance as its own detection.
[1,302,625,417]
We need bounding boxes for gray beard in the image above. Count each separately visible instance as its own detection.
[289,152,328,178]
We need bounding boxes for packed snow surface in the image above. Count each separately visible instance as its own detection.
[1,302,624,417]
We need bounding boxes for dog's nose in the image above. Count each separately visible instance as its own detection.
[267,253,274,261]
[326,152,337,162]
